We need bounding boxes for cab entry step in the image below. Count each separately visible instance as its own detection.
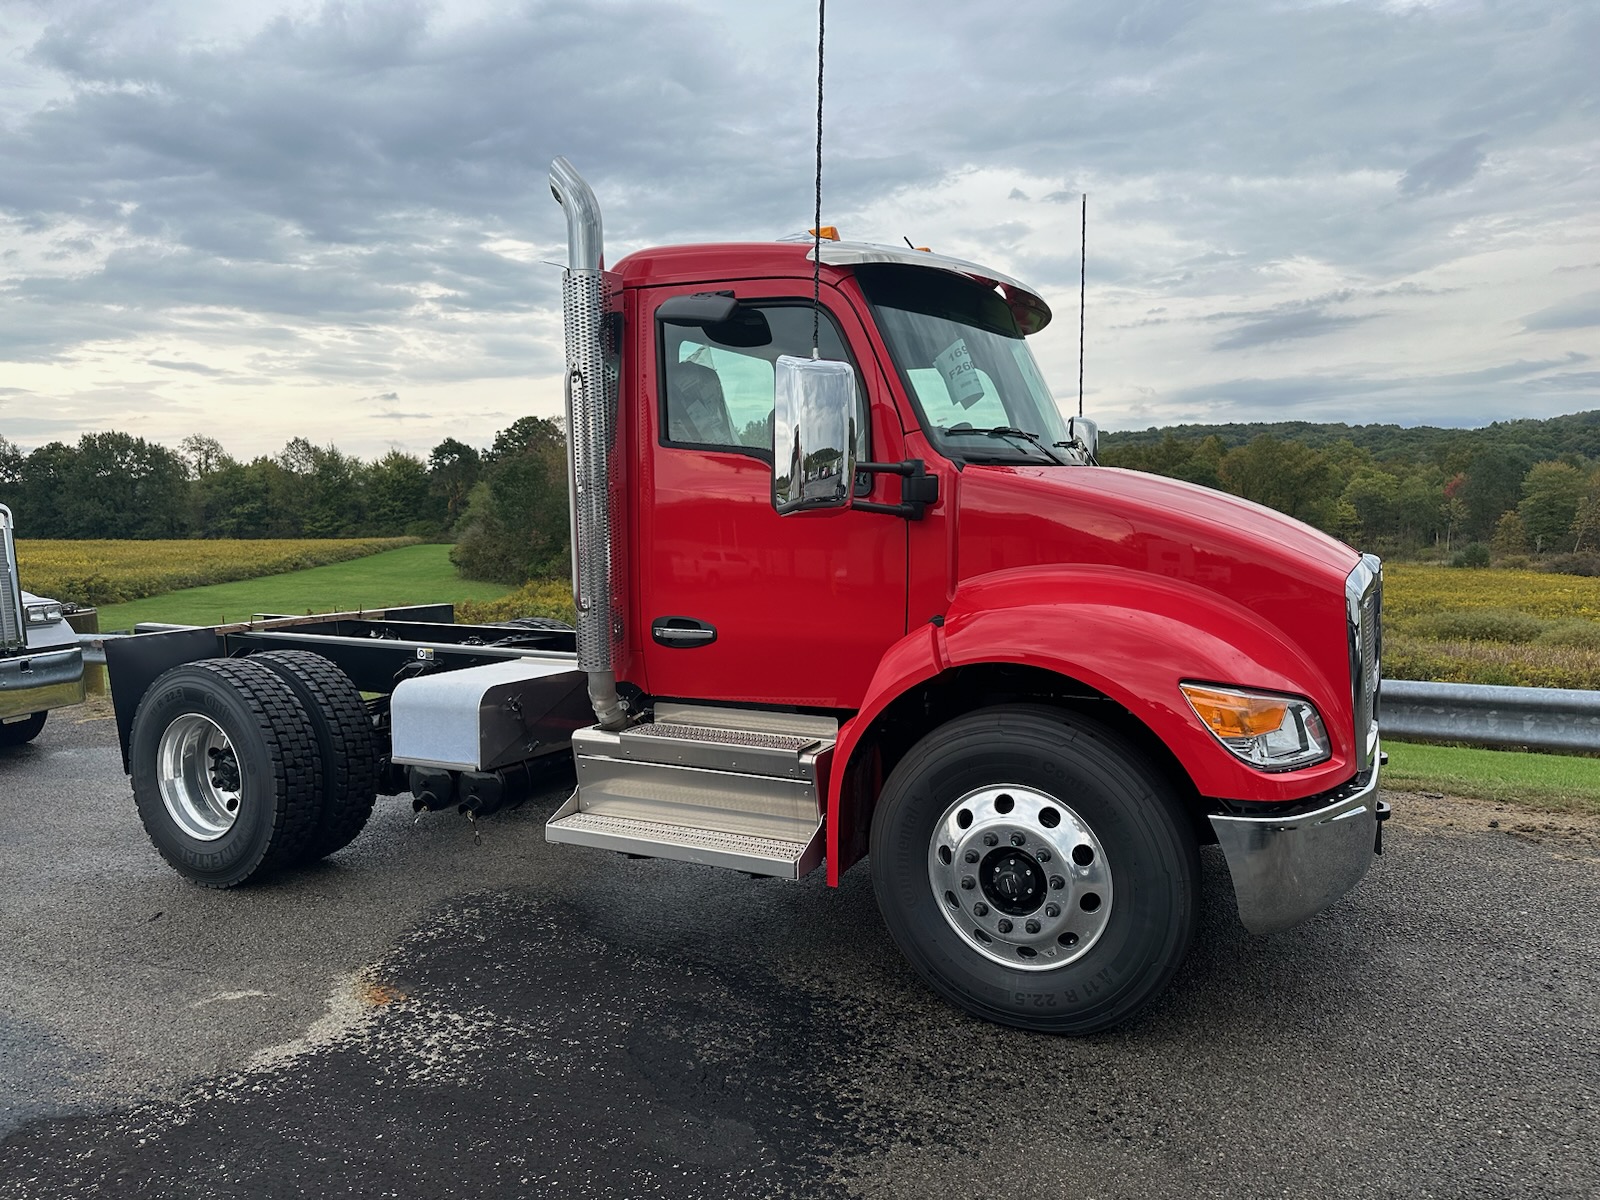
[546,705,835,879]
[544,801,823,878]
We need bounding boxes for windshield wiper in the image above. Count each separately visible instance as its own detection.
[1051,439,1098,466]
[940,426,1068,465]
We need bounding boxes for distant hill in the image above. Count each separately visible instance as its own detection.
[1101,410,1600,464]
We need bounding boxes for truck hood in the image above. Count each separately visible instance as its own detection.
[953,463,1359,641]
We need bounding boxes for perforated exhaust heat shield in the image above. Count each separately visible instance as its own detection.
[550,157,627,729]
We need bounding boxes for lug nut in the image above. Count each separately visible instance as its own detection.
[1045,903,1061,918]
[983,833,999,847]
[961,877,976,890]
[1050,875,1066,891]
[1025,919,1041,934]
[1036,849,1051,863]
[1010,832,1026,847]
[974,902,989,917]
[997,919,1013,934]
[964,849,980,864]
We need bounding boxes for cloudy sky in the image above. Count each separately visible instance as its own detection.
[1,0,1596,461]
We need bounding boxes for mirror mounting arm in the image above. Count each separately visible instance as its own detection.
[854,459,939,520]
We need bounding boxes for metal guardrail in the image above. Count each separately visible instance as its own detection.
[1380,679,1600,755]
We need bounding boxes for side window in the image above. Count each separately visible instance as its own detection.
[668,341,775,449]
[660,304,870,462]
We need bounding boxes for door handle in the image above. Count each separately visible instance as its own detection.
[652,617,718,648]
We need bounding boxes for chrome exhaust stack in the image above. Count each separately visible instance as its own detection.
[549,157,627,730]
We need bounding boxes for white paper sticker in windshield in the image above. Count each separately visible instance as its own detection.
[935,337,986,409]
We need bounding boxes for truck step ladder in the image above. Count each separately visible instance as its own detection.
[545,703,835,879]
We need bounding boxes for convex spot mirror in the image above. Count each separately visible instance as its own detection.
[656,291,772,348]
[773,355,857,515]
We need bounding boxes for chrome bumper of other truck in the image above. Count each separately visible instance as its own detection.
[1208,757,1386,935]
[0,646,86,720]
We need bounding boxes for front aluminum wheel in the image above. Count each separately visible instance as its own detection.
[928,784,1113,971]
[157,713,243,841]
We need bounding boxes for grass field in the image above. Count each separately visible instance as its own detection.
[17,537,419,606]
[1383,564,1600,689]
[97,544,513,629]
[1383,740,1600,817]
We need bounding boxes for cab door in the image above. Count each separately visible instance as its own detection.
[635,280,908,710]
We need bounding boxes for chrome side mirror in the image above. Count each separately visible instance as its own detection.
[772,354,857,514]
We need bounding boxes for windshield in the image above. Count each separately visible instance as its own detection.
[857,264,1072,464]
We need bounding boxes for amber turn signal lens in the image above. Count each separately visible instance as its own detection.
[1180,685,1289,738]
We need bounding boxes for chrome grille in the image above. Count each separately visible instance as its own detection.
[1347,555,1382,772]
[0,506,24,652]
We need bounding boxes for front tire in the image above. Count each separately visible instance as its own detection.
[130,659,323,888]
[0,711,47,747]
[870,705,1198,1034]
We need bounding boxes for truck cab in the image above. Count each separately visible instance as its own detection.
[1,505,86,747]
[536,161,1384,1030]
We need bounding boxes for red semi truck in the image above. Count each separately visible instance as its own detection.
[104,159,1385,1033]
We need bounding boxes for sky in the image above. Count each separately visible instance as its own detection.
[1,0,1597,462]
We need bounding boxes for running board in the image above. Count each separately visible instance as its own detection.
[545,705,835,879]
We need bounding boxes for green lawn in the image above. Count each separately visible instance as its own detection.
[96,544,513,630]
[1383,740,1600,817]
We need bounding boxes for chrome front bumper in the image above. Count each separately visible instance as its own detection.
[0,646,86,721]
[1207,756,1386,935]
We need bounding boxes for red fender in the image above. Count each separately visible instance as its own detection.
[825,564,1354,885]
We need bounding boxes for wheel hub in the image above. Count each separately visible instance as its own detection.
[929,785,1113,971]
[980,846,1045,915]
[157,713,243,842]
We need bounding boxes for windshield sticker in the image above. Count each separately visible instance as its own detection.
[935,337,986,409]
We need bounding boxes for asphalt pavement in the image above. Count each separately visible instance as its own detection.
[1,702,1597,1199]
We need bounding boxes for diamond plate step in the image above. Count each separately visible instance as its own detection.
[629,722,818,750]
[592,721,831,781]
[546,799,823,879]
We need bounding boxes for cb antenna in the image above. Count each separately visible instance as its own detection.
[810,0,826,358]
[1078,192,1086,418]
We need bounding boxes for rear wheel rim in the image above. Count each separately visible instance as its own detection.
[157,713,243,841]
[928,784,1113,971]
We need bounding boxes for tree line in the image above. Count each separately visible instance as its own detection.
[9,408,1600,583]
[1099,409,1600,570]
[0,417,569,586]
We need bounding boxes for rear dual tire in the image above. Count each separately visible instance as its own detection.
[131,653,378,887]
[131,659,322,888]
[250,650,379,863]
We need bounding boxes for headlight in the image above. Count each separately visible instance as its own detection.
[1180,683,1330,771]
[25,602,64,625]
